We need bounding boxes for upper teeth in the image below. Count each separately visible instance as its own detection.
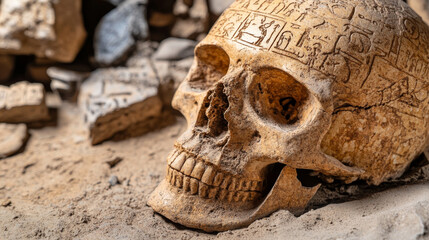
[166,148,264,202]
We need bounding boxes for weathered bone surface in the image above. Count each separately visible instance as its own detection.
[0,123,28,159]
[149,0,429,232]
[0,82,49,123]
[0,0,86,62]
[79,67,162,145]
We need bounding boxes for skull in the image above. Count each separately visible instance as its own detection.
[149,0,429,232]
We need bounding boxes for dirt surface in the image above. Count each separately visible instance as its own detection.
[1,103,429,240]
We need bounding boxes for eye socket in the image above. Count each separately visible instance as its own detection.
[250,68,309,125]
[187,45,230,89]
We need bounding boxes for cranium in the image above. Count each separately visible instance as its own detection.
[149,0,429,232]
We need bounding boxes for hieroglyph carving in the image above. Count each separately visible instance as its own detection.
[149,0,429,232]
[80,67,162,145]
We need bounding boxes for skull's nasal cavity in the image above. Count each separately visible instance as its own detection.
[199,83,229,136]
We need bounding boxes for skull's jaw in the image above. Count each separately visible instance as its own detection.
[148,158,320,232]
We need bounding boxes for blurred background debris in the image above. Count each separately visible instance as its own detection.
[0,0,425,149]
[0,0,236,149]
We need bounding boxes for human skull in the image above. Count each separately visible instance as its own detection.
[149,0,429,232]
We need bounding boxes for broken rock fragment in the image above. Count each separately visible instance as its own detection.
[126,41,159,68]
[0,82,49,123]
[80,67,162,145]
[154,57,194,107]
[0,0,86,62]
[171,0,209,39]
[0,123,28,159]
[48,67,90,102]
[153,38,197,61]
[94,0,149,66]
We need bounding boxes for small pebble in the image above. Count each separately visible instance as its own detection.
[109,176,119,186]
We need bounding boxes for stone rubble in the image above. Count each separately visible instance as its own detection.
[0,0,86,62]
[0,82,49,123]
[171,0,209,40]
[47,67,90,102]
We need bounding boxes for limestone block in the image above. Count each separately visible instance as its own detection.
[0,0,86,63]
[0,82,49,123]
[80,67,162,145]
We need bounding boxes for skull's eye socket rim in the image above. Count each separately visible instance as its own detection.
[187,45,230,90]
[249,67,310,126]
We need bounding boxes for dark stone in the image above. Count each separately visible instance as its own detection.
[94,0,149,66]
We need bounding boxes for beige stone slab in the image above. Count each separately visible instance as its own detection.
[79,67,162,145]
[0,82,49,123]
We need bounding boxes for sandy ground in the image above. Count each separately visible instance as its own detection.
[1,103,429,240]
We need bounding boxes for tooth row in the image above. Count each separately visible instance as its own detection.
[167,150,264,192]
[167,167,261,202]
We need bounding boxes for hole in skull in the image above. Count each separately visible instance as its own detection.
[263,163,285,196]
[250,68,309,125]
[279,97,298,121]
[197,83,229,136]
[296,169,320,188]
[188,45,230,90]
[264,164,320,195]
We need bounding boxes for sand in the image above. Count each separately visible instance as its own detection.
[1,103,429,240]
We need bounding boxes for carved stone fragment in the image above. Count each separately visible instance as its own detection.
[80,67,162,145]
[149,0,429,232]
[0,0,86,62]
[0,123,28,159]
[0,82,49,123]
